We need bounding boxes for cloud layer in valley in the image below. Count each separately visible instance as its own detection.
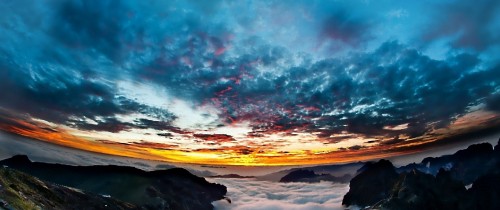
[209,178,350,210]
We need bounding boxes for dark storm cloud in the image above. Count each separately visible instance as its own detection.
[486,93,500,112]
[348,145,366,151]
[179,41,500,139]
[421,0,500,51]
[0,63,112,121]
[0,0,187,133]
[319,10,374,47]
[157,132,173,137]
[132,119,183,133]
[379,136,405,146]
[0,51,176,133]
[50,0,133,62]
[308,42,500,138]
[202,40,494,139]
[72,117,130,133]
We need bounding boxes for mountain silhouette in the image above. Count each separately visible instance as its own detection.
[0,155,227,210]
[343,139,500,210]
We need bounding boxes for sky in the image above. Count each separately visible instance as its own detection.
[0,0,499,166]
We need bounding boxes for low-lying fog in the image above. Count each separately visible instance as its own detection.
[208,178,350,210]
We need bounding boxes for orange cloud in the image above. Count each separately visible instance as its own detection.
[0,109,499,166]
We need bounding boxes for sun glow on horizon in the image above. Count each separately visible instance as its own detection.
[0,108,498,166]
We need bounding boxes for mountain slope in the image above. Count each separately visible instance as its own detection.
[343,139,500,209]
[258,162,364,181]
[0,156,227,210]
[0,166,138,210]
[398,141,500,184]
[279,169,351,183]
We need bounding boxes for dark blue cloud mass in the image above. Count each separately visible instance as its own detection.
[0,0,499,146]
[420,0,500,51]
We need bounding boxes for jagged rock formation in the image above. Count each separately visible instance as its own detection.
[279,169,351,183]
[342,159,399,207]
[0,156,227,210]
[343,139,500,210]
[378,169,467,210]
[463,173,500,210]
[399,140,500,184]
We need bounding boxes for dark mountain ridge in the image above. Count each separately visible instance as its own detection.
[207,174,255,179]
[258,161,364,182]
[279,169,352,183]
[342,138,500,210]
[397,141,499,184]
[0,155,227,210]
[0,166,139,210]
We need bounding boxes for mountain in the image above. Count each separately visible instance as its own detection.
[207,174,255,178]
[258,162,364,182]
[0,166,138,210]
[342,159,399,207]
[397,140,500,184]
[0,155,227,210]
[279,169,351,183]
[342,138,500,209]
[376,169,468,210]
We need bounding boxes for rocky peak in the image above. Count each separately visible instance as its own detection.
[453,143,493,160]
[280,170,317,182]
[1,155,31,165]
[344,138,500,210]
[342,159,398,207]
[380,168,466,210]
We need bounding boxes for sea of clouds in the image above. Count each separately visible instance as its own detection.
[208,178,355,210]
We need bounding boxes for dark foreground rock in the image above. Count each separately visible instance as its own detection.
[0,155,227,210]
[463,173,500,210]
[343,139,500,210]
[378,169,467,210]
[376,170,500,210]
[0,167,138,210]
[342,159,398,207]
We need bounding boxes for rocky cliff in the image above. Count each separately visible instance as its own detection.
[342,159,399,207]
[342,139,500,210]
[0,156,227,210]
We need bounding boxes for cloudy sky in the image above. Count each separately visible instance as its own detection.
[0,0,499,165]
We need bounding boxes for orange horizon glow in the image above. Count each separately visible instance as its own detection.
[1,110,498,166]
